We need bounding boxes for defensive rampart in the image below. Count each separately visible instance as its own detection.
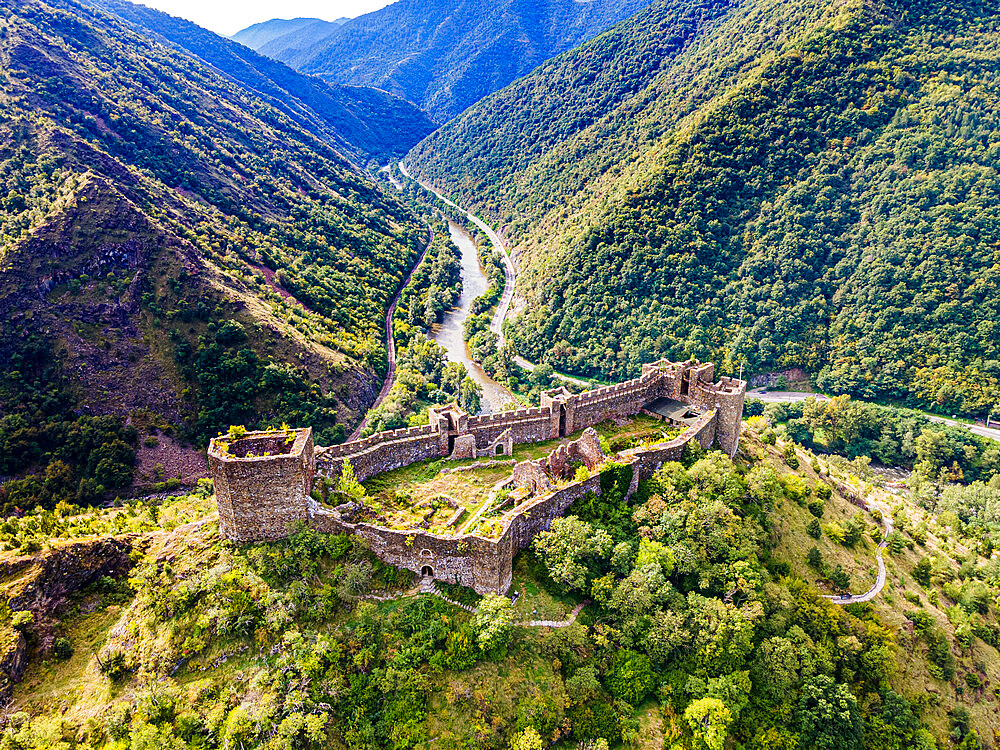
[211,359,745,593]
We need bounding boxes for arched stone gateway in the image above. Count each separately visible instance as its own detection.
[421,565,434,578]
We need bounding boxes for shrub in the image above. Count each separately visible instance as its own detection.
[53,636,73,660]
[806,518,822,539]
[604,649,654,705]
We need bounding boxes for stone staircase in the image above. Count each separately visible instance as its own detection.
[420,576,477,612]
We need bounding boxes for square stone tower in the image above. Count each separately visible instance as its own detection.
[208,427,315,542]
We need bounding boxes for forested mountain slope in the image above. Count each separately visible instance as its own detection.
[0,0,425,511]
[79,0,435,162]
[253,0,655,123]
[232,17,346,53]
[408,0,1000,419]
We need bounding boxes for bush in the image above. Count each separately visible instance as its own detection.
[11,610,33,633]
[807,499,825,518]
[99,650,132,682]
[782,443,800,469]
[53,636,74,660]
[806,518,822,539]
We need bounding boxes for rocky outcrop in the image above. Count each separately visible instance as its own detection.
[1,535,140,706]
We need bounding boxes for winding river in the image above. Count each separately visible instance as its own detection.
[434,221,518,413]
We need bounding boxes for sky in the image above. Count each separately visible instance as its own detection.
[135,0,395,36]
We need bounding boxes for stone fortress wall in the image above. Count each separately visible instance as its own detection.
[209,359,746,593]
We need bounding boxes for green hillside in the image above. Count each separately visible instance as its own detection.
[79,0,435,162]
[232,17,346,53]
[255,0,655,123]
[3,418,1000,748]
[408,0,1000,419]
[0,0,425,512]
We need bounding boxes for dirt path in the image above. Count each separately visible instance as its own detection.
[349,228,434,441]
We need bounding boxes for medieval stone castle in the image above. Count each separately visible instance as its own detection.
[209,359,746,594]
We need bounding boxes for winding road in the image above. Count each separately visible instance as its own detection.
[823,501,892,605]
[751,390,1000,443]
[397,162,591,388]
[348,228,434,441]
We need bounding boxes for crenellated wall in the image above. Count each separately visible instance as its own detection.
[212,359,746,594]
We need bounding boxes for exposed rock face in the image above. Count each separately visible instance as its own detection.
[1,535,139,706]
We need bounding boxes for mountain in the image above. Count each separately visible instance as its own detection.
[231,16,346,52]
[252,0,656,123]
[408,0,1000,419]
[0,0,426,509]
[79,0,435,162]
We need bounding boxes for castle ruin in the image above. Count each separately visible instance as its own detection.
[209,359,745,594]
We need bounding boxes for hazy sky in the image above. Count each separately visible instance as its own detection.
[136,0,394,36]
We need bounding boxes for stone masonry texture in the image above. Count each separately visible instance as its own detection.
[211,360,745,593]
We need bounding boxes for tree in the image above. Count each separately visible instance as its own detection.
[509,727,543,750]
[532,516,612,591]
[807,518,822,539]
[807,547,822,569]
[684,697,732,750]
[604,649,655,705]
[473,593,514,654]
[795,675,864,750]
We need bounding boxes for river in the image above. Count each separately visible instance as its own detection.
[433,221,518,413]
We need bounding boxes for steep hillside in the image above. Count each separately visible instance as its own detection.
[408,0,1000,418]
[0,0,426,511]
[3,419,1000,748]
[255,0,655,123]
[232,17,346,52]
[79,0,435,161]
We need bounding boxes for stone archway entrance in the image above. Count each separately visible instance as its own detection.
[421,565,433,578]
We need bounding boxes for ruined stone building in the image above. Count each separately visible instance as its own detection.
[209,359,746,594]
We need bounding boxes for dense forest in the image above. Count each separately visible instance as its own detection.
[0,0,426,510]
[246,0,654,123]
[409,0,1000,419]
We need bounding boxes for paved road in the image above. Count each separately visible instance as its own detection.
[751,390,1000,443]
[348,228,434,441]
[398,162,591,388]
[824,502,892,605]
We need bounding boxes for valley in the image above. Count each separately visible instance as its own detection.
[3,0,1000,748]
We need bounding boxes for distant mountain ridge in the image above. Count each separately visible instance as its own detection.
[245,0,655,123]
[80,0,434,161]
[408,0,1000,418]
[232,17,346,52]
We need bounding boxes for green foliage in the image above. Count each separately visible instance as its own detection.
[806,518,822,539]
[767,397,999,483]
[0,336,138,513]
[256,0,651,122]
[603,649,654,705]
[532,516,612,592]
[472,593,515,656]
[412,0,1000,418]
[795,675,864,750]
